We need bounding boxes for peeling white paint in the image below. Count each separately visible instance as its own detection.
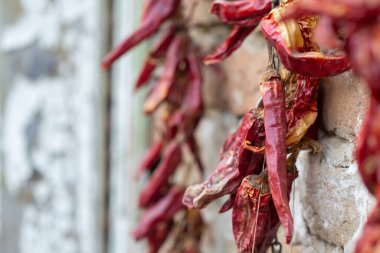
[0,0,104,252]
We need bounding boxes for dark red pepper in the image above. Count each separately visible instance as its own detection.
[260,7,350,77]
[135,140,163,179]
[169,52,203,126]
[219,192,236,213]
[261,68,293,243]
[232,172,272,253]
[354,202,380,253]
[139,141,182,207]
[135,26,177,90]
[133,186,185,240]
[204,26,256,65]
[211,0,271,27]
[144,35,188,114]
[102,0,181,70]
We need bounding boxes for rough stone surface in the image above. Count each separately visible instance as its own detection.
[320,71,369,141]
[294,133,374,252]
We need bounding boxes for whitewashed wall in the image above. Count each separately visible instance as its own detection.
[0,0,114,252]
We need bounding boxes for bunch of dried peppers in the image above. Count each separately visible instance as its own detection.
[104,0,380,252]
[184,0,350,252]
[102,1,205,252]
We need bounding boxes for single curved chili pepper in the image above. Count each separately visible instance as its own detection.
[211,0,271,27]
[186,135,204,174]
[135,140,163,179]
[260,7,350,77]
[102,0,181,70]
[183,109,265,209]
[144,35,188,114]
[141,0,156,22]
[232,171,272,253]
[135,26,177,90]
[133,186,185,240]
[204,26,257,65]
[169,52,203,126]
[146,221,173,253]
[139,141,182,207]
[285,75,319,146]
[219,192,236,213]
[261,68,293,243]
[354,202,380,253]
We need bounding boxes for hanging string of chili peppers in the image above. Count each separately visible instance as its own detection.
[102,1,208,252]
[103,0,380,252]
[184,0,348,252]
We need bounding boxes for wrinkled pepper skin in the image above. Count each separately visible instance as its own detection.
[135,26,177,90]
[183,110,265,209]
[232,173,272,253]
[144,35,188,114]
[139,141,182,207]
[204,26,256,64]
[211,0,271,27]
[354,203,380,253]
[261,68,293,243]
[133,186,185,240]
[102,0,180,70]
[286,75,319,146]
[260,7,350,77]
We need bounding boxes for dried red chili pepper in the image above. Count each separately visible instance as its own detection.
[169,52,203,126]
[135,140,163,179]
[220,131,238,159]
[284,0,380,23]
[211,0,271,27]
[354,202,380,253]
[186,135,204,173]
[144,35,188,114]
[135,26,177,90]
[232,171,272,253]
[139,141,182,207]
[183,109,265,209]
[219,192,236,213]
[261,68,293,243]
[146,221,173,253]
[204,26,256,64]
[102,0,181,70]
[356,98,380,195]
[260,7,350,77]
[133,186,185,240]
[286,75,319,146]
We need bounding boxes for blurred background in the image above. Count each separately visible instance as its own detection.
[0,0,152,252]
